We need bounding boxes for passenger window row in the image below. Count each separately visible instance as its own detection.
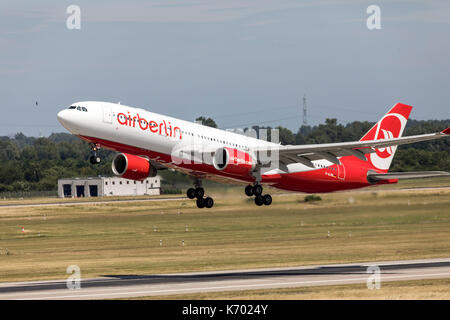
[316,163,337,170]
[178,130,249,151]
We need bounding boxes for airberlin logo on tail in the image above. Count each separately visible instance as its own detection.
[369,113,406,170]
[117,112,182,140]
[376,129,395,158]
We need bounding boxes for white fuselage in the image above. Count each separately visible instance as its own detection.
[59,102,268,163]
[57,101,333,181]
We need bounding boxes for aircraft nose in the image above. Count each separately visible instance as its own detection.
[57,109,77,133]
[57,110,65,123]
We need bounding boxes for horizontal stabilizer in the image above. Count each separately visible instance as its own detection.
[368,171,450,182]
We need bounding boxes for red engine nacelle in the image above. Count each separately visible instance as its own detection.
[212,147,256,176]
[112,153,157,181]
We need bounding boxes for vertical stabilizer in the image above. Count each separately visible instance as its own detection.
[360,103,412,172]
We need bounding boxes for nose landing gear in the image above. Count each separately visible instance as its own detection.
[89,143,101,165]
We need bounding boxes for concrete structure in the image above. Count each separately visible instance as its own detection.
[58,176,161,198]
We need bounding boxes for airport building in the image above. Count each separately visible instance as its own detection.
[57,176,161,198]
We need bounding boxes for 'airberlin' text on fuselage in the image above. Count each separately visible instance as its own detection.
[117,112,182,140]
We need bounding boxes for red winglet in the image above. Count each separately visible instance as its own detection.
[442,127,450,135]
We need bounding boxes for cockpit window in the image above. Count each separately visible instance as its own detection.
[68,105,87,111]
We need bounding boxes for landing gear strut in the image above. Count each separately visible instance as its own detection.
[245,184,272,206]
[89,143,101,165]
[187,180,214,209]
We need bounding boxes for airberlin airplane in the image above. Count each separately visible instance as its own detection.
[57,102,450,208]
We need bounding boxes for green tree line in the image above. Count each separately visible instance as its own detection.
[0,118,448,192]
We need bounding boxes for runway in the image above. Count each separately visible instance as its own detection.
[1,258,450,300]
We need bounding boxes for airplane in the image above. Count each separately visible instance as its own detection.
[57,102,450,208]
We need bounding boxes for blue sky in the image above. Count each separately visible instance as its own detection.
[1,0,449,136]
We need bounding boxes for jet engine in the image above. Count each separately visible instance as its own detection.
[213,147,256,176]
[112,153,157,181]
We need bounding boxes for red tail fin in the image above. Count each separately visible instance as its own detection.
[360,103,412,172]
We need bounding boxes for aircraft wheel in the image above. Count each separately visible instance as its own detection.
[204,197,214,208]
[245,185,254,197]
[253,184,263,196]
[254,195,264,206]
[196,198,205,208]
[89,155,101,164]
[195,187,205,199]
[263,194,272,206]
[187,188,196,199]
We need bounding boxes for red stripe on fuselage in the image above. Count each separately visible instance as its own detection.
[79,135,255,184]
[79,135,382,193]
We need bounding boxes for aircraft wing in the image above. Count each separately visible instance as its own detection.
[367,171,450,182]
[252,128,450,168]
[149,159,169,170]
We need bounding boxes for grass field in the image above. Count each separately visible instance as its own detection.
[0,178,449,300]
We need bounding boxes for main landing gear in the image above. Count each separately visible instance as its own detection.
[187,181,214,209]
[245,184,272,206]
[89,143,101,165]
